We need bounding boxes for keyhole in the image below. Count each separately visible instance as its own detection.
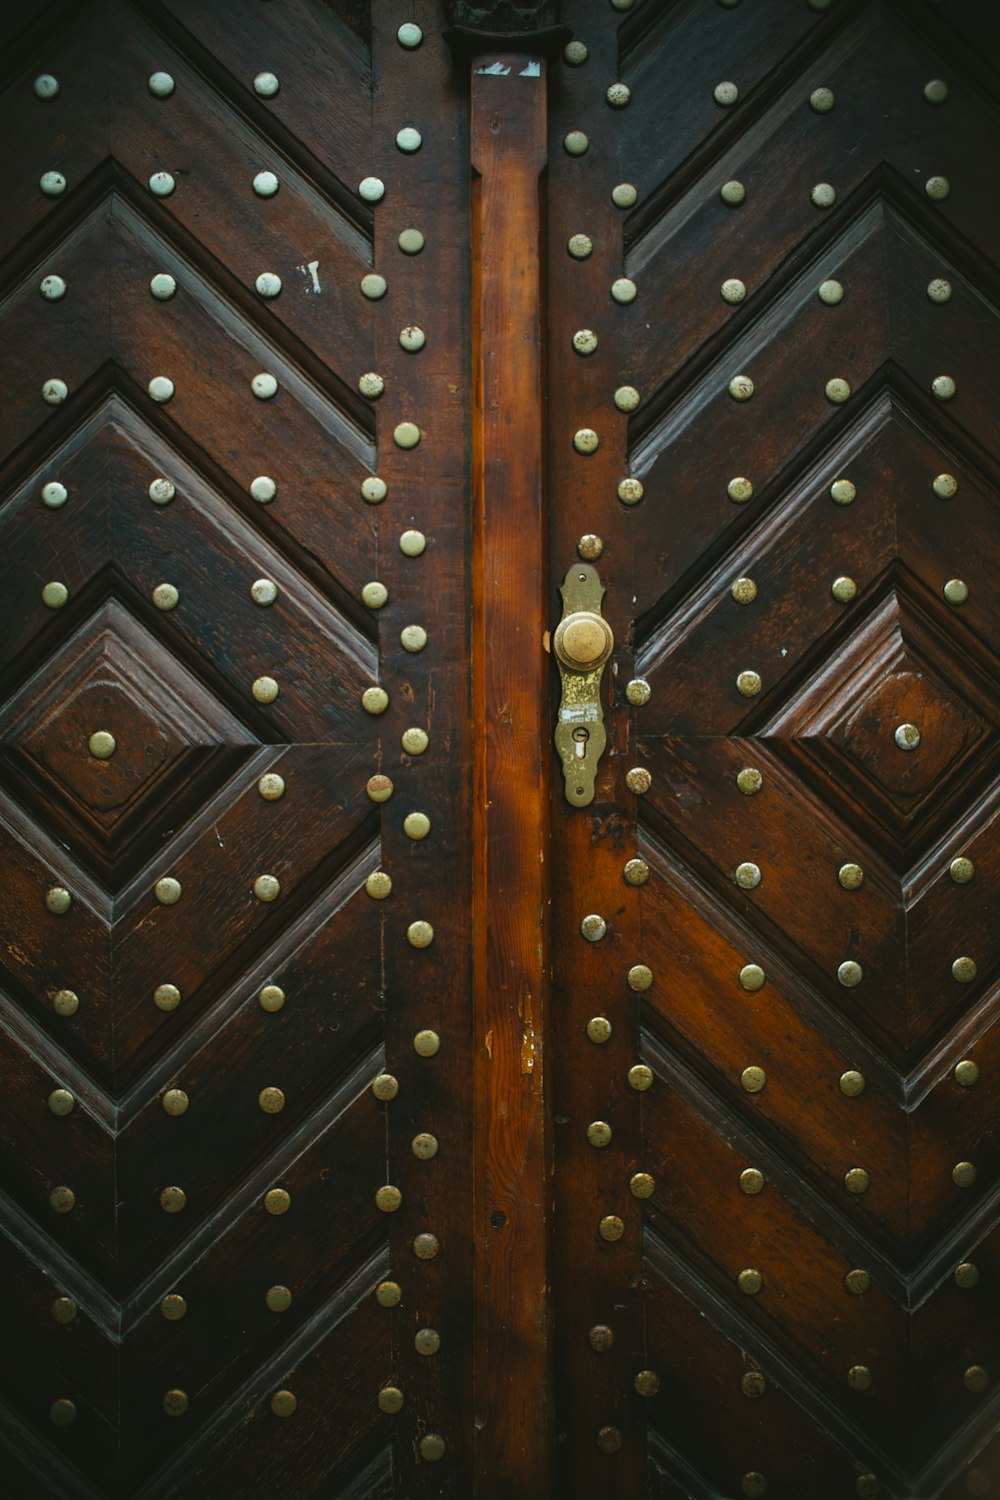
[572,726,589,759]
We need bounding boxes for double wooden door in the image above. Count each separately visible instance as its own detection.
[2,1,998,1496]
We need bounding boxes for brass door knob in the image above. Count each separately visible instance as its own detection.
[553,610,614,672]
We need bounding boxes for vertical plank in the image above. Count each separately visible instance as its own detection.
[469,49,553,1500]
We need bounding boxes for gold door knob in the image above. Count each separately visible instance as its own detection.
[553,611,614,672]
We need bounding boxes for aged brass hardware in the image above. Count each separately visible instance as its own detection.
[553,563,613,806]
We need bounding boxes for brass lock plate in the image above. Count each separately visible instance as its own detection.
[553,563,612,806]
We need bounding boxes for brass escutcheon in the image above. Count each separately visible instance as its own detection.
[553,563,613,806]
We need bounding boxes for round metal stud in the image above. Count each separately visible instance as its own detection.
[599,1216,624,1242]
[250,578,278,607]
[153,983,181,1012]
[366,775,394,803]
[414,1327,440,1356]
[253,874,281,902]
[401,727,429,755]
[40,275,67,301]
[393,421,421,449]
[162,1088,189,1117]
[925,175,950,201]
[740,1168,765,1195]
[736,670,762,697]
[831,576,858,602]
[149,478,175,504]
[628,1064,653,1091]
[720,179,746,205]
[848,1365,873,1392]
[818,279,844,304]
[577,534,604,561]
[258,772,285,801]
[587,1121,612,1150]
[954,1059,980,1087]
[362,686,389,715]
[844,1167,870,1194]
[894,723,920,751]
[53,989,79,1017]
[564,40,588,65]
[40,171,67,196]
[612,183,637,208]
[614,385,640,412]
[731,577,757,605]
[567,233,594,259]
[606,83,631,108]
[371,1074,399,1101]
[147,376,174,403]
[148,72,175,97]
[253,72,280,96]
[838,960,863,987]
[51,1297,78,1324]
[610,0,635,8]
[159,1185,186,1213]
[407,920,434,949]
[586,1016,612,1044]
[251,373,278,399]
[597,1428,623,1456]
[811,182,836,208]
[739,964,765,991]
[844,1268,871,1295]
[399,325,426,352]
[42,582,69,608]
[728,476,754,503]
[50,1400,76,1427]
[964,1366,989,1393]
[376,1281,403,1307]
[953,1161,977,1187]
[45,886,72,914]
[932,375,956,400]
[924,78,949,104]
[581,914,608,943]
[741,1066,766,1093]
[48,1089,74,1116]
[737,767,763,795]
[564,130,589,156]
[265,1285,292,1312]
[375,1184,402,1212]
[359,176,385,202]
[358,372,385,399]
[954,1262,979,1288]
[365,870,393,900]
[397,23,423,48]
[742,1372,767,1398]
[253,171,279,197]
[412,1132,438,1160]
[931,475,958,504]
[378,1385,404,1413]
[927,277,952,303]
[831,478,856,505]
[400,624,428,652]
[396,126,422,153]
[253,676,279,704]
[611,278,637,304]
[729,374,754,401]
[572,329,598,356]
[738,1268,763,1294]
[161,1293,187,1321]
[625,767,652,794]
[825,377,851,403]
[627,964,653,992]
[399,529,427,557]
[943,579,969,605]
[255,272,281,299]
[42,378,69,404]
[634,1370,659,1396]
[589,1325,614,1351]
[413,1232,440,1259]
[42,481,68,507]
[361,476,388,504]
[270,1390,297,1417]
[714,81,739,106]
[623,858,649,886]
[721,278,747,304]
[263,1188,291,1214]
[573,428,600,455]
[398,228,425,254]
[258,1087,285,1115]
[259,984,286,1013]
[149,172,176,198]
[839,1070,866,1097]
[838,863,864,890]
[625,679,650,706]
[735,862,761,889]
[152,583,179,611]
[617,477,644,505]
[34,74,60,99]
[420,1434,446,1461]
[810,86,835,112]
[155,876,181,904]
[360,582,388,612]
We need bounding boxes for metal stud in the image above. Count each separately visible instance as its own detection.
[623,858,649,885]
[611,278,637,304]
[148,72,175,97]
[358,372,385,400]
[610,0,635,8]
[147,375,175,403]
[361,476,388,504]
[925,175,950,201]
[844,1167,870,1194]
[728,477,754,503]
[923,77,949,105]
[578,535,604,561]
[606,84,631,108]
[34,74,60,99]
[378,1385,404,1414]
[731,577,757,605]
[403,812,431,840]
[376,1281,402,1306]
[587,1121,612,1148]
[567,233,594,259]
[162,1088,189,1117]
[739,963,765,991]
[366,775,394,803]
[721,278,746,304]
[736,670,761,697]
[253,71,280,96]
[818,279,844,304]
[811,182,836,208]
[42,378,69,404]
[830,478,856,505]
[250,578,278,607]
[259,984,285,1012]
[152,583,179,611]
[154,983,181,1012]
[42,582,69,608]
[400,624,428,652]
[964,1366,989,1393]
[742,1372,766,1398]
[253,874,281,902]
[362,686,389,715]
[42,481,68,507]
[266,1286,292,1312]
[155,876,181,904]
[398,228,425,254]
[720,179,746,205]
[40,275,67,300]
[736,767,763,795]
[401,727,429,754]
[149,172,176,198]
[366,871,393,900]
[598,1215,624,1242]
[51,1296,78,1324]
[838,862,864,889]
[564,40,588,65]
[729,374,754,401]
[627,964,653,991]
[738,1268,763,1294]
[420,1434,446,1461]
[40,172,67,196]
[810,86,835,112]
[564,130,589,156]
[954,1059,979,1087]
[586,1016,612,1044]
[50,1399,76,1426]
[612,183,637,208]
[412,1132,439,1160]
[371,1074,399,1101]
[270,1390,297,1417]
[617,478,644,505]
[625,767,651,794]
[740,1168,765,1195]
[628,1064,653,1091]
[927,277,952,303]
[48,1089,74,1116]
[393,421,421,449]
[741,1066,766,1093]
[573,428,600,455]
[258,1087,285,1115]
[251,372,279,400]
[263,1187,291,1214]
[399,529,427,558]
[397,21,423,47]
[407,920,434,949]
[847,1365,873,1392]
[149,477,175,504]
[844,1268,871,1295]
[572,329,598,356]
[625,680,650,707]
[589,1325,614,1351]
[735,862,761,889]
[253,676,279,704]
[255,272,281,299]
[581,914,608,942]
[954,1262,979,1288]
[825,377,851,403]
[253,171,279,197]
[596,1427,623,1453]
[952,955,978,986]
[838,960,863,987]
[894,722,920,752]
[839,1070,866,1097]
[953,1160,977,1187]
[159,1185,186,1213]
[614,385,640,412]
[413,1232,440,1259]
[414,1327,440,1356]
[399,325,426,352]
[831,576,857,602]
[396,126,422,153]
[932,375,956,400]
[53,989,79,1016]
[943,579,969,605]
[714,81,739,106]
[258,772,285,801]
[45,886,72,914]
[359,176,385,202]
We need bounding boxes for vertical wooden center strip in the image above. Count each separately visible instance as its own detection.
[470,51,553,1500]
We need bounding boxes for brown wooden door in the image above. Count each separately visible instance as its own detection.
[3,2,999,1498]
